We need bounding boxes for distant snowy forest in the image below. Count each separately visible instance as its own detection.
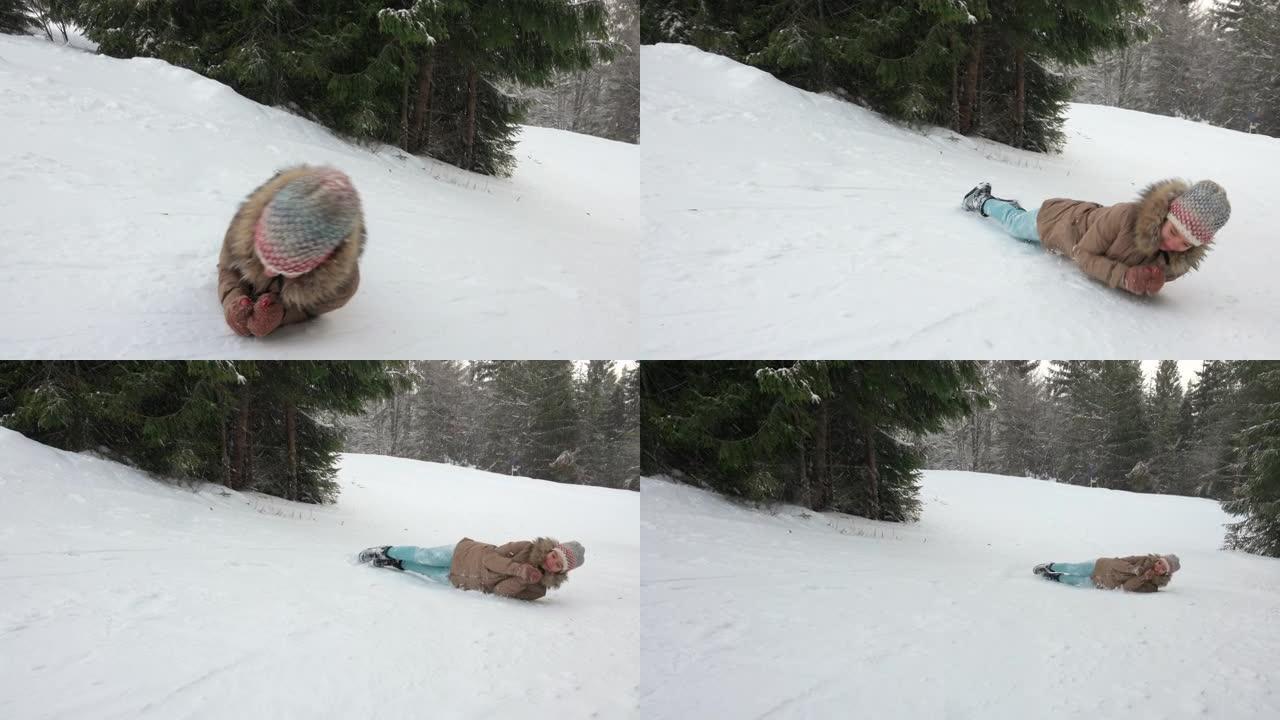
[1072,0,1280,137]
[342,361,640,490]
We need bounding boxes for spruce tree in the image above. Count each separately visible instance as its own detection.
[1095,360,1151,489]
[0,0,30,35]
[1148,360,1186,492]
[1224,362,1280,557]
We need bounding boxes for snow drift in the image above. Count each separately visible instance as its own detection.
[641,471,1280,719]
[640,43,1280,358]
[0,428,639,719]
[0,34,637,359]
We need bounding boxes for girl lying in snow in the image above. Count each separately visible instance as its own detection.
[1033,554,1179,593]
[961,179,1230,296]
[219,166,365,337]
[356,538,585,601]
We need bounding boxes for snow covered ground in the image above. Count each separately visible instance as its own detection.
[640,43,1280,358]
[0,428,639,719]
[642,472,1280,719]
[0,34,637,359]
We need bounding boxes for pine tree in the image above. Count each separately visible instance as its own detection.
[0,0,31,35]
[1224,361,1280,557]
[643,361,985,521]
[991,361,1047,477]
[68,1,613,175]
[1,361,396,503]
[1184,361,1247,498]
[1148,360,1186,492]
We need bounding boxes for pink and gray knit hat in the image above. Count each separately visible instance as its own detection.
[1167,180,1230,247]
[551,541,585,572]
[254,167,362,278]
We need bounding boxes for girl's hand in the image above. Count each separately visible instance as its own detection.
[516,564,542,583]
[224,295,253,336]
[248,293,285,337]
[1124,265,1165,296]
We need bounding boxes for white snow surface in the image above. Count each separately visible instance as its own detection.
[0,35,637,359]
[641,472,1280,719]
[641,43,1280,358]
[0,428,639,719]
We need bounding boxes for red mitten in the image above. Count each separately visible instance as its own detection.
[248,293,285,337]
[1142,266,1166,295]
[515,564,542,583]
[1123,266,1150,295]
[224,296,253,336]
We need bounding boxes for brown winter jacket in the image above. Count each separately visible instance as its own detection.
[1091,554,1172,593]
[1036,179,1208,290]
[450,537,568,601]
[217,166,365,329]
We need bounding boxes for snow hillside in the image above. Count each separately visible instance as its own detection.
[0,428,639,719]
[0,34,637,359]
[641,472,1280,720]
[640,43,1280,358]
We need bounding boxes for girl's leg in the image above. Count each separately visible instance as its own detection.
[983,199,1041,243]
[1055,573,1097,588]
[1050,562,1097,576]
[387,545,455,585]
[388,545,455,567]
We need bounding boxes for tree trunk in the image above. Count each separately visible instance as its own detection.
[464,65,479,170]
[951,58,960,131]
[959,34,983,134]
[815,401,830,509]
[235,389,250,491]
[286,403,298,502]
[221,413,230,489]
[797,442,808,508]
[410,45,435,153]
[1014,46,1026,147]
[399,56,411,151]
[865,427,880,521]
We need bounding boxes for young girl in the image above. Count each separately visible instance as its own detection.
[356,537,585,601]
[962,179,1229,296]
[1033,553,1179,593]
[219,166,365,337]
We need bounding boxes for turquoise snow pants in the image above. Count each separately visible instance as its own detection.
[388,545,455,584]
[1049,561,1098,588]
[985,198,1041,243]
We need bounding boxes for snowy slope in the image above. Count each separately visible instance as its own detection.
[641,472,1280,719]
[0,35,638,359]
[0,428,638,719]
[640,43,1280,358]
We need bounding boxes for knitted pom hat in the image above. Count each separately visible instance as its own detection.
[1162,554,1181,573]
[1167,180,1230,247]
[254,167,362,278]
[552,541,585,572]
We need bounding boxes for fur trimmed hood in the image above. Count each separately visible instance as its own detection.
[1133,178,1208,276]
[220,166,365,311]
[531,536,570,590]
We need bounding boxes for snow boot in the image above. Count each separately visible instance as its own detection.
[1033,563,1062,581]
[962,182,993,216]
[357,545,403,571]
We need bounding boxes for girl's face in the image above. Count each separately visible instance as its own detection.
[543,550,565,574]
[1160,220,1193,252]
[1154,557,1171,575]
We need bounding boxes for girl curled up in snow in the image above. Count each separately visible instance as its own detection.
[356,538,584,601]
[962,179,1230,296]
[1033,553,1179,593]
[219,166,365,337]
